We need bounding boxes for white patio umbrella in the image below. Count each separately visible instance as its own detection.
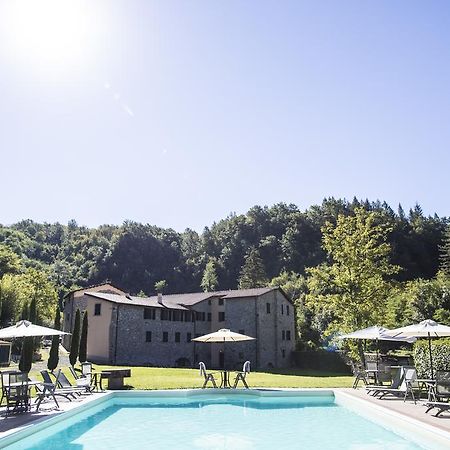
[0,320,69,338]
[192,328,255,343]
[339,325,415,367]
[390,319,450,379]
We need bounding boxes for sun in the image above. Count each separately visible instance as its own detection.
[0,0,105,76]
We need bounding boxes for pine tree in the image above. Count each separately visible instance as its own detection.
[238,248,268,289]
[69,309,81,367]
[47,308,61,372]
[79,311,88,363]
[201,260,218,292]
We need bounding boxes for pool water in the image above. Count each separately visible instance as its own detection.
[6,394,425,450]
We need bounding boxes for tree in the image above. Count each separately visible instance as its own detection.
[154,280,167,293]
[306,208,400,360]
[69,309,81,367]
[0,244,21,277]
[79,311,88,363]
[238,248,268,289]
[47,308,61,371]
[440,225,450,277]
[201,260,218,292]
[19,297,36,373]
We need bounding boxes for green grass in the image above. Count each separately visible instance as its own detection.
[89,365,353,390]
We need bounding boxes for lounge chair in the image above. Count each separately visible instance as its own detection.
[36,369,82,411]
[233,361,251,389]
[69,366,94,392]
[199,362,217,388]
[425,371,450,417]
[56,370,90,395]
[365,367,403,395]
[372,367,419,403]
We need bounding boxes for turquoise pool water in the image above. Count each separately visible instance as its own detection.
[5,394,426,449]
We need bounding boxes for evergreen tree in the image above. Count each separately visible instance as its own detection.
[19,297,36,373]
[439,225,450,277]
[238,248,268,289]
[79,311,88,363]
[201,260,218,292]
[69,309,81,367]
[47,308,61,372]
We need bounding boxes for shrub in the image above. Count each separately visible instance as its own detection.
[292,350,351,373]
[413,338,450,378]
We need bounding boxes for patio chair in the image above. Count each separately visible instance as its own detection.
[351,362,368,388]
[233,361,251,389]
[199,362,217,389]
[372,367,419,403]
[425,370,450,417]
[4,372,31,416]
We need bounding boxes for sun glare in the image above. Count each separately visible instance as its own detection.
[1,0,105,76]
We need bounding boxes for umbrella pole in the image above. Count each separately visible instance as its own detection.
[428,332,434,379]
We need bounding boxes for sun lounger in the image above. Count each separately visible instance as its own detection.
[425,370,450,417]
[365,367,403,395]
[371,367,419,403]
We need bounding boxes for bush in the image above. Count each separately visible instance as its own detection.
[292,350,351,373]
[413,338,450,378]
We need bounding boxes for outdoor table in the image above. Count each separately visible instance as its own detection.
[416,379,436,401]
[220,371,232,389]
[100,369,131,390]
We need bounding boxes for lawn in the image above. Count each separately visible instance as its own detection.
[90,365,353,390]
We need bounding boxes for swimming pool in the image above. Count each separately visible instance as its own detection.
[1,390,449,449]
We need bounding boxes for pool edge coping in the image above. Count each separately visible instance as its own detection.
[1,388,449,449]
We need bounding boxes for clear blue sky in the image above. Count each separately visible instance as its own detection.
[1,0,449,231]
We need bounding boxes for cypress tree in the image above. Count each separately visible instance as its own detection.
[78,311,88,363]
[69,309,81,367]
[19,297,36,373]
[238,248,268,289]
[47,308,61,372]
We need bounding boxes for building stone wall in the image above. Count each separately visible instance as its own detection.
[61,284,295,369]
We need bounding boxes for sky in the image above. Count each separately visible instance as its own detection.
[0,0,449,232]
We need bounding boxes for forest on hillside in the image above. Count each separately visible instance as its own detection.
[1,197,449,349]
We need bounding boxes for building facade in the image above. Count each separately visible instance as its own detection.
[63,283,295,369]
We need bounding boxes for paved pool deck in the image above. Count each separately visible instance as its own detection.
[340,388,450,434]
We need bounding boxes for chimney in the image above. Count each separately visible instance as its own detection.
[157,292,163,305]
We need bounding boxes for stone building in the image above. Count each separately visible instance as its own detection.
[62,283,296,369]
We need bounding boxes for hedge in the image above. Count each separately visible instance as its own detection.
[292,350,351,373]
[413,338,450,378]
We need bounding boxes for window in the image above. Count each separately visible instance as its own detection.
[184,311,192,322]
[208,299,211,305]
[281,304,284,315]
[218,298,224,305]
[286,330,291,341]
[94,303,101,316]
[145,331,152,342]
[286,305,290,316]
[282,349,286,358]
[144,307,155,320]
[173,311,181,321]
[163,332,168,342]
[196,311,204,321]
[282,330,285,341]
[175,332,180,343]
[187,333,192,342]
[207,313,211,322]
[218,312,225,322]
[202,312,206,321]
[266,303,271,314]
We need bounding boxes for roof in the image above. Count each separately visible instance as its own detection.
[84,286,291,309]
[63,282,125,298]
[85,292,189,310]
